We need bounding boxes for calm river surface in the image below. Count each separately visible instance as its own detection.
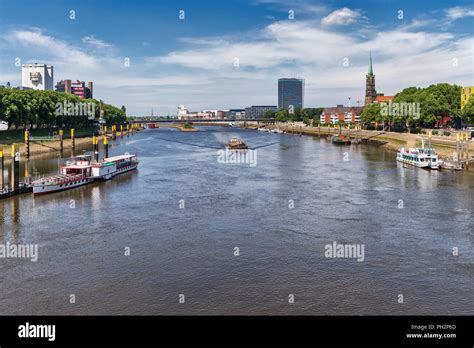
[0,126,473,315]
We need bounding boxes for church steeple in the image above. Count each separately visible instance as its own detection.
[368,52,374,76]
[365,53,377,105]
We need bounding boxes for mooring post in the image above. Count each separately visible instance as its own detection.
[456,132,460,164]
[464,132,469,168]
[11,145,19,192]
[0,149,4,190]
[24,160,31,184]
[96,136,100,163]
[59,129,64,153]
[92,136,98,163]
[112,125,117,140]
[428,129,432,148]
[24,130,30,159]
[120,124,124,138]
[71,128,75,150]
[126,124,130,137]
[104,134,109,159]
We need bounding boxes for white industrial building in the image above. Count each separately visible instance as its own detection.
[21,63,54,90]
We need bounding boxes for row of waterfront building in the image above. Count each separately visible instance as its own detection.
[177,55,396,124]
[1,63,93,100]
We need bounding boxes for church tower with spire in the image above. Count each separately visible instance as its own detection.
[365,53,377,105]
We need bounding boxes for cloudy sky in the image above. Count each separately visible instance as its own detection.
[0,0,473,115]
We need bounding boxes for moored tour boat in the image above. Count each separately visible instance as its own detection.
[32,153,139,195]
[32,155,94,195]
[396,147,440,169]
[103,154,140,176]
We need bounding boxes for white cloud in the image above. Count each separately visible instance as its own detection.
[2,29,99,69]
[151,18,472,112]
[1,11,472,116]
[445,6,474,20]
[321,7,360,26]
[82,35,113,49]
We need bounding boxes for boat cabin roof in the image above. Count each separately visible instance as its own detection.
[103,154,136,162]
[63,164,92,169]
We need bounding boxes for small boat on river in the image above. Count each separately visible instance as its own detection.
[331,134,351,145]
[226,137,248,150]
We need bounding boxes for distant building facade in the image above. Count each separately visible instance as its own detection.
[176,105,227,120]
[227,109,246,119]
[244,105,278,119]
[278,78,304,109]
[22,63,54,90]
[56,80,93,99]
[320,105,364,125]
[373,95,394,103]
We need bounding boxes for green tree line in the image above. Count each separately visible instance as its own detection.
[360,83,474,131]
[0,87,126,130]
[263,107,323,125]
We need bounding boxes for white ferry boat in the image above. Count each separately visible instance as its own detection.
[33,155,94,195]
[396,147,440,169]
[103,154,139,177]
[32,153,139,195]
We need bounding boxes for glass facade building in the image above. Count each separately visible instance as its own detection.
[278,78,304,109]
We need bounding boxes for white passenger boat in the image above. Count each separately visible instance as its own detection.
[32,155,94,195]
[396,146,440,169]
[103,154,139,176]
[32,153,139,195]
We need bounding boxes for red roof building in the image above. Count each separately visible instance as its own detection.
[320,105,364,124]
[374,95,394,103]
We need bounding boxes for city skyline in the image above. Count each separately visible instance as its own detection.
[0,0,473,115]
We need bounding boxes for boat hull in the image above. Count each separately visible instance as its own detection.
[33,178,91,195]
[113,162,139,177]
[396,157,431,168]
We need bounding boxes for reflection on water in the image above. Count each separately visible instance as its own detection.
[0,127,473,315]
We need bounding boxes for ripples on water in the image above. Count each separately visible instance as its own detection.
[0,126,473,315]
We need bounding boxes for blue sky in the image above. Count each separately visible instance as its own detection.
[0,0,473,115]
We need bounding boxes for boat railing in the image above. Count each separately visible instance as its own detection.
[35,173,85,185]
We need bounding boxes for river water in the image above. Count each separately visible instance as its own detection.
[0,126,473,315]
